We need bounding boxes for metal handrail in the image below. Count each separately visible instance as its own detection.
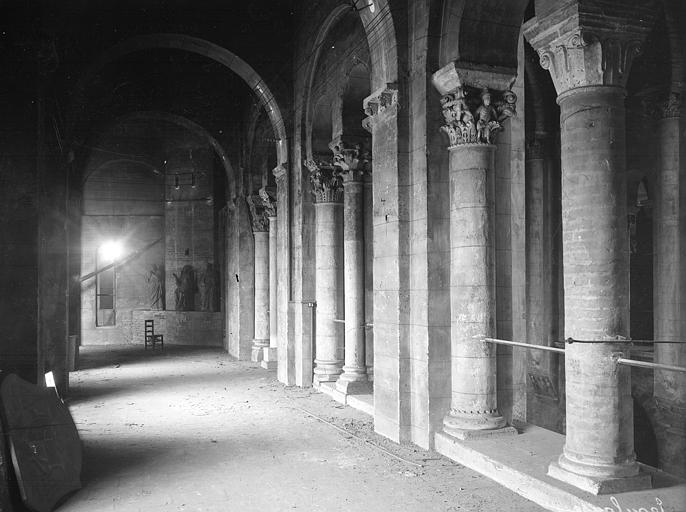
[483,337,686,374]
[615,357,686,374]
[483,337,565,354]
[566,338,686,345]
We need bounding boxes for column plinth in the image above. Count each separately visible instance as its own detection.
[336,175,370,395]
[251,229,269,363]
[443,143,515,440]
[262,215,278,369]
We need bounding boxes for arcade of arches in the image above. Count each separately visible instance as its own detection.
[1,0,684,510]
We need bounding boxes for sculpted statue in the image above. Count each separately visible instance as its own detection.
[145,263,165,310]
[173,265,197,311]
[475,89,500,144]
[198,262,217,312]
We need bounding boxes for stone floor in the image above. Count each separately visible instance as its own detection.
[55,344,545,512]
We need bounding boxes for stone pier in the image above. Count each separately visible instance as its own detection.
[653,97,685,477]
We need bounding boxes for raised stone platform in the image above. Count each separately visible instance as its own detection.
[435,422,686,512]
[315,381,374,416]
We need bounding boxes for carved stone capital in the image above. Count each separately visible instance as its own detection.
[523,4,655,95]
[246,194,269,232]
[306,160,343,203]
[329,139,371,182]
[362,84,398,131]
[272,163,288,186]
[660,93,681,119]
[440,86,517,147]
[258,186,276,217]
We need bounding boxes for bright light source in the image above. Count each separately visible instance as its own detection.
[369,0,375,12]
[99,240,123,262]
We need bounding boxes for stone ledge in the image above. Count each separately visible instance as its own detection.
[316,382,374,416]
[435,424,686,512]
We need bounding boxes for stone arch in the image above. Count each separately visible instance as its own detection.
[70,33,287,168]
[302,1,398,156]
[94,111,238,206]
[437,0,530,69]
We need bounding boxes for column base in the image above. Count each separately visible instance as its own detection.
[443,409,517,440]
[548,460,652,495]
[335,372,371,395]
[251,340,269,363]
[313,360,343,384]
[261,347,278,370]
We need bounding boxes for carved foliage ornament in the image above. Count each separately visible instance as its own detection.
[246,193,270,232]
[440,87,516,147]
[306,159,344,203]
[330,140,371,181]
[524,21,648,95]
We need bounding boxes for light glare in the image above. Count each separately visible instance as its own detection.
[100,240,123,262]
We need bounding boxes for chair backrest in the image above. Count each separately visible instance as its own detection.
[145,319,154,336]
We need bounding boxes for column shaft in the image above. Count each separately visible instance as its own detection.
[443,143,514,439]
[654,115,685,476]
[551,86,648,492]
[313,201,344,382]
[337,178,370,394]
[364,178,374,379]
[251,230,269,362]
[262,216,278,368]
[525,144,560,429]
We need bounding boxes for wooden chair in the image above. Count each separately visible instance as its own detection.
[144,319,164,351]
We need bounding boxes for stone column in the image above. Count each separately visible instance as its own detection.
[334,143,371,394]
[247,194,269,363]
[435,81,518,440]
[262,214,278,369]
[364,173,374,380]
[307,160,344,384]
[653,95,685,477]
[525,7,654,494]
[525,136,559,425]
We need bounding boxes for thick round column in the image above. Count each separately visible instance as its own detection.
[336,176,370,394]
[443,143,512,439]
[251,230,269,362]
[313,201,344,383]
[262,215,278,369]
[653,114,685,476]
[550,86,648,493]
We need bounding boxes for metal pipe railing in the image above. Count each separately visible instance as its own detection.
[615,357,686,374]
[484,338,686,374]
[483,337,566,354]
[566,337,686,345]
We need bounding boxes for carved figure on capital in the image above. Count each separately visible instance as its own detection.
[258,186,276,217]
[246,194,269,232]
[440,86,516,147]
